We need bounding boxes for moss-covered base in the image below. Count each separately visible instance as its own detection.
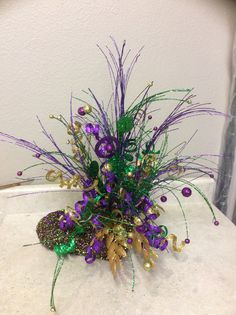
[36,210,107,259]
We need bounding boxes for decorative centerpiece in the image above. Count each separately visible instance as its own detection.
[0,39,222,312]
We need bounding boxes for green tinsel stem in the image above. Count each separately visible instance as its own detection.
[50,256,65,312]
[128,251,136,292]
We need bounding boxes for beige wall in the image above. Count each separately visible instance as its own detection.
[0,0,236,184]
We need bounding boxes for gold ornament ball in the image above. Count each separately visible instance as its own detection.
[147,208,154,215]
[104,163,112,172]
[128,232,134,239]
[83,104,92,114]
[50,306,56,312]
[127,171,133,178]
[136,160,142,167]
[143,261,152,271]
[134,217,142,226]
[123,242,128,248]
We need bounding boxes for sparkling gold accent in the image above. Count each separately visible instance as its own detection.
[83,104,92,114]
[103,163,112,172]
[133,217,142,226]
[119,187,125,198]
[136,159,141,167]
[152,204,164,215]
[67,121,82,135]
[128,232,134,239]
[143,261,152,271]
[147,208,155,215]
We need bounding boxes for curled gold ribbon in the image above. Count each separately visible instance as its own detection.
[46,169,99,191]
[166,234,185,252]
[167,164,185,177]
[141,154,157,173]
[46,170,63,182]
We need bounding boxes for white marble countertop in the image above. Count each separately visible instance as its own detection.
[0,186,236,315]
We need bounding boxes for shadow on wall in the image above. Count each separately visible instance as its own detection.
[213,0,236,222]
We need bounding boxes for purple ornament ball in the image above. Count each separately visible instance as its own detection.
[127,238,133,244]
[214,220,219,226]
[35,153,41,158]
[185,238,190,244]
[153,126,158,131]
[182,187,192,198]
[148,115,152,120]
[160,195,167,202]
[17,171,22,176]
[105,144,113,152]
[78,107,85,116]
[210,174,214,178]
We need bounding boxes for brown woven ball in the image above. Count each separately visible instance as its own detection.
[36,210,107,259]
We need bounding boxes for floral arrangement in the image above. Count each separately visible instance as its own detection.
[0,39,222,312]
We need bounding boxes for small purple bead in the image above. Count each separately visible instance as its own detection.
[78,107,85,116]
[35,153,41,158]
[85,123,93,133]
[214,220,219,226]
[105,144,113,152]
[148,115,152,120]
[210,174,214,178]
[153,126,158,131]
[160,195,167,202]
[182,187,192,198]
[17,171,22,176]
[185,238,190,244]
[127,238,133,244]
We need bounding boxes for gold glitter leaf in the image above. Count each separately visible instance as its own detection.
[116,245,127,258]
[132,232,158,270]
[106,231,127,276]
[106,233,114,248]
[133,237,142,253]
